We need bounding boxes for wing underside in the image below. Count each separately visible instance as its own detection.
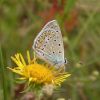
[33,20,65,68]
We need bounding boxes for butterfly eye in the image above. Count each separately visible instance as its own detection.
[64,58,67,64]
[59,44,60,46]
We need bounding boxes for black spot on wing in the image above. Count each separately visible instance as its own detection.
[42,48,44,50]
[59,44,60,46]
[59,51,61,53]
[56,31,58,32]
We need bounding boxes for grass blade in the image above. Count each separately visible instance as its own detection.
[0,46,8,100]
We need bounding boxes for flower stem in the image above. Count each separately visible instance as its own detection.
[0,46,8,100]
[35,90,43,100]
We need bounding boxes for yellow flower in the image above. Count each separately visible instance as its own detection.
[8,51,70,87]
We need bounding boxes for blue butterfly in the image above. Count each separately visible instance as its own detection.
[32,20,67,69]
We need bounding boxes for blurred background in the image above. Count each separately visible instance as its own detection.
[0,0,100,100]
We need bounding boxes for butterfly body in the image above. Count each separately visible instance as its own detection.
[33,20,67,69]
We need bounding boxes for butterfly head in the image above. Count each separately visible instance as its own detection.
[64,58,67,64]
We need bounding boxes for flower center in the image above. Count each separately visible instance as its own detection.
[25,64,55,84]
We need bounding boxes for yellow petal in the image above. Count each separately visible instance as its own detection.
[19,53,26,66]
[27,50,31,64]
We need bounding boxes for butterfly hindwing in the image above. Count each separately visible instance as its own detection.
[33,20,66,68]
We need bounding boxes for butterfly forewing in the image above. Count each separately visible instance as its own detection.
[42,20,60,31]
[33,20,65,68]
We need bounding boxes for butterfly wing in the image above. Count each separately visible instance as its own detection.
[33,20,65,68]
[42,20,61,31]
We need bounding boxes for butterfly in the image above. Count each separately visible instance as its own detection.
[32,20,67,69]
